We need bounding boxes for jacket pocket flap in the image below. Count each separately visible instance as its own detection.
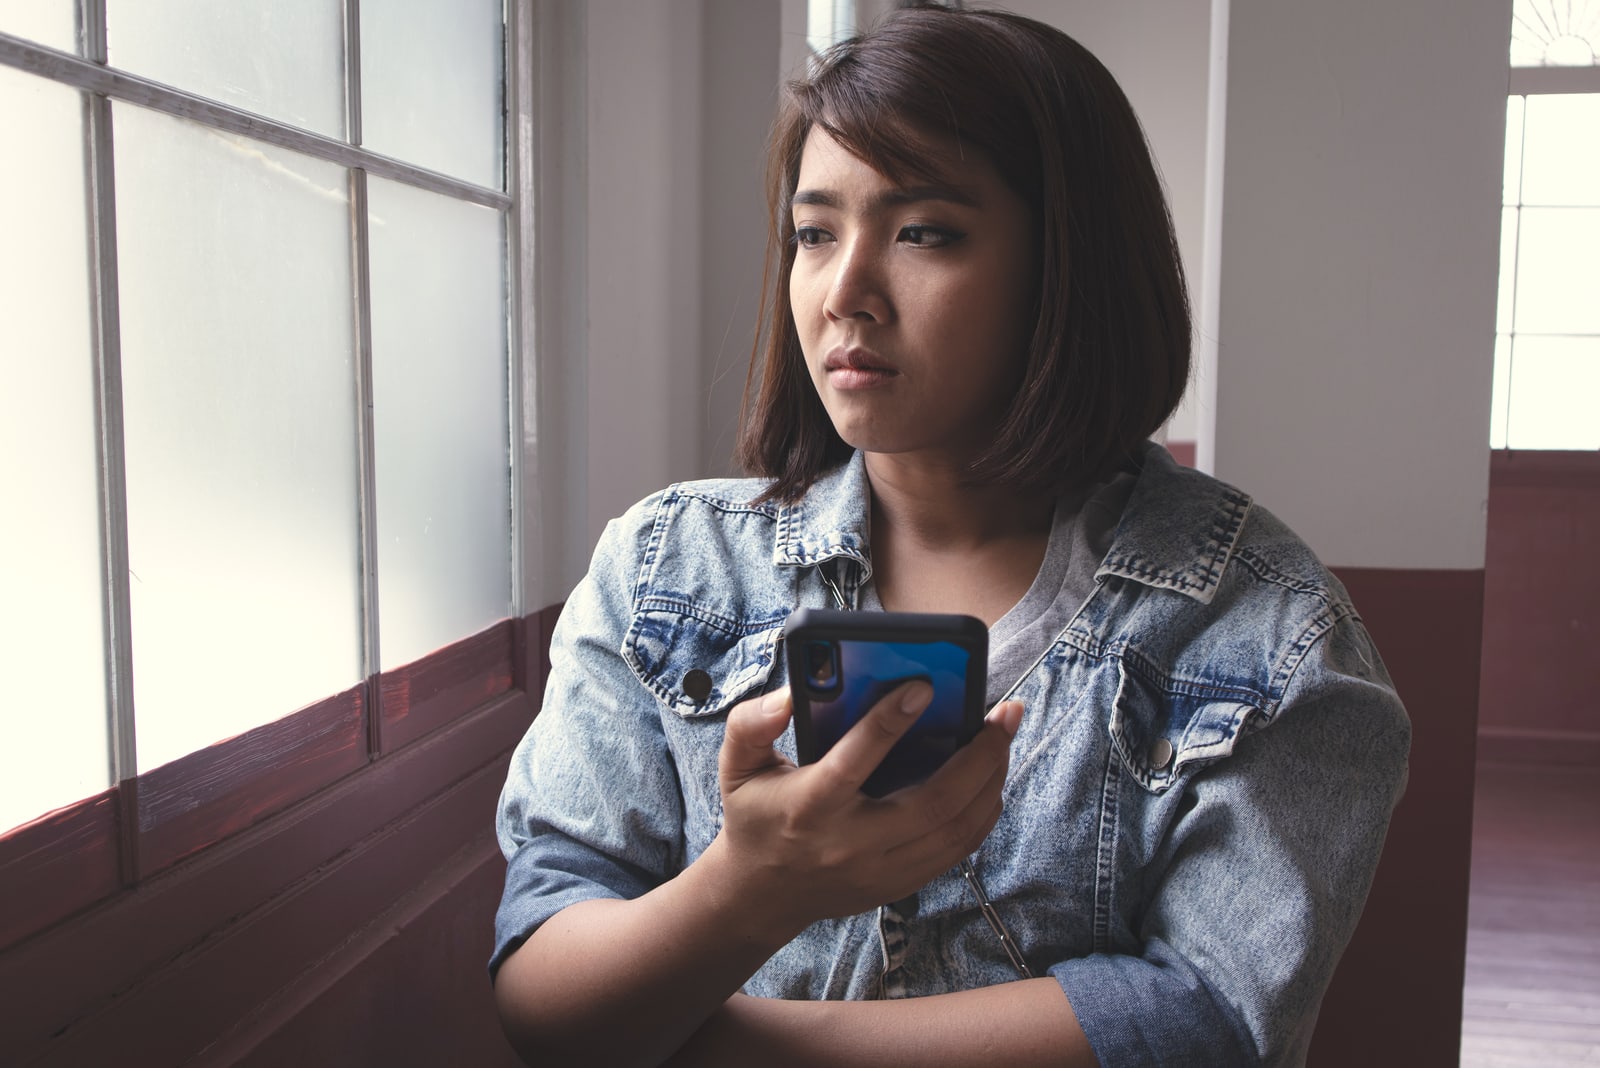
[1108,658,1261,794]
[623,605,783,718]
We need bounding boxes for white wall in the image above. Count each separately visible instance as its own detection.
[1208,0,1509,569]
[583,0,706,543]
[530,0,781,599]
[701,0,783,477]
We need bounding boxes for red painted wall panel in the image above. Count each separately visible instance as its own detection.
[1310,567,1484,1068]
[1477,451,1600,763]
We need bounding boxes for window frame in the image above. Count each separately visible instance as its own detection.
[0,0,540,995]
[1492,59,1600,450]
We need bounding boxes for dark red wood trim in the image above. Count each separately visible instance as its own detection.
[538,602,563,690]
[138,685,366,875]
[1489,448,1600,489]
[364,673,384,764]
[381,618,516,753]
[1165,440,1197,468]
[0,790,120,954]
[0,687,536,1059]
[117,775,139,889]
[224,841,521,1067]
[27,760,514,1067]
[0,606,551,993]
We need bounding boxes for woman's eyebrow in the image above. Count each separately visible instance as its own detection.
[791,184,981,211]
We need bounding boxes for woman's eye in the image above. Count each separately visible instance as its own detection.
[793,226,830,249]
[899,225,960,248]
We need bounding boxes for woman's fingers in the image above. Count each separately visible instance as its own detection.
[888,752,1009,865]
[719,688,795,792]
[715,685,1022,923]
[810,679,934,793]
[894,702,1020,833]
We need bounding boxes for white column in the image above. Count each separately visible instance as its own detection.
[1207,0,1509,570]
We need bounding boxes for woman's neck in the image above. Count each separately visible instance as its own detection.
[864,452,1053,548]
[863,452,1056,623]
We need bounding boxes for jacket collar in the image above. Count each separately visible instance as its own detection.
[772,451,874,580]
[770,443,1251,605]
[1096,442,1252,604]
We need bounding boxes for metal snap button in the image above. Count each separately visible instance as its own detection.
[1149,737,1174,770]
[682,669,713,703]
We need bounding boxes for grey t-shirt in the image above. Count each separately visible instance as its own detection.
[860,471,1137,706]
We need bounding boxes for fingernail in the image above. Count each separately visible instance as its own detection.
[987,701,1023,736]
[900,681,932,715]
[762,689,788,715]
[1001,702,1023,735]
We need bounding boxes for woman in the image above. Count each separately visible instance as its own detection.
[492,6,1409,1066]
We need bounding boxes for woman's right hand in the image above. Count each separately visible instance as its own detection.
[714,684,1023,946]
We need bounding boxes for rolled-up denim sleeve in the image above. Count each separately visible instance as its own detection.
[1051,614,1411,1067]
[490,497,685,978]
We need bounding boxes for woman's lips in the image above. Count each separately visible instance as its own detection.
[824,348,898,390]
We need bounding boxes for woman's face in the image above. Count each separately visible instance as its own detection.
[789,127,1037,467]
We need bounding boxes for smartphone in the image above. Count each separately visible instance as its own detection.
[783,607,988,798]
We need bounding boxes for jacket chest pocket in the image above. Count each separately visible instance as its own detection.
[623,604,785,856]
[1108,656,1262,795]
[624,602,784,717]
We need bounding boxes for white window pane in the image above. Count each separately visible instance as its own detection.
[113,104,361,772]
[0,0,78,53]
[1496,206,1519,334]
[1504,337,1600,449]
[1489,334,1512,448]
[368,177,510,669]
[1511,0,1600,66]
[108,0,345,138]
[1513,207,1600,335]
[360,0,504,188]
[1502,97,1524,207]
[1520,95,1600,206]
[0,67,110,831]
[808,0,857,52]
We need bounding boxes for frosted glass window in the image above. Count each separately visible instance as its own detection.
[0,67,109,833]
[1520,95,1600,206]
[113,104,361,772]
[0,0,78,53]
[1503,337,1600,449]
[360,0,504,188]
[808,0,858,53]
[107,0,345,139]
[368,177,510,669]
[1513,208,1600,335]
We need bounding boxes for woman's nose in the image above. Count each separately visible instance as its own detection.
[822,242,890,324]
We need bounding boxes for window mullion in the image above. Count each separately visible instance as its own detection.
[82,0,139,881]
[508,0,534,626]
[346,0,383,758]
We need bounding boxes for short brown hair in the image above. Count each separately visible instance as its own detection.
[736,3,1191,502]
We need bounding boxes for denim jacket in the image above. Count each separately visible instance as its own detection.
[494,443,1410,1067]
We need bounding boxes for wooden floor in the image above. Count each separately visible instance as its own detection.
[1460,761,1600,1066]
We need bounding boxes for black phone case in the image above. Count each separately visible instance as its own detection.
[782,608,988,796]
